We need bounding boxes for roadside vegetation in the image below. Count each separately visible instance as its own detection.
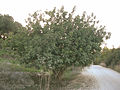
[94,47,120,72]
[0,6,110,89]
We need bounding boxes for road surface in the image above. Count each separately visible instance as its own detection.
[82,65,120,90]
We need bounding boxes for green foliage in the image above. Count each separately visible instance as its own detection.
[4,7,110,79]
[0,14,24,39]
[95,47,120,67]
[105,48,120,66]
[94,47,111,64]
[23,7,110,79]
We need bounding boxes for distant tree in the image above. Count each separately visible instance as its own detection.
[0,14,23,39]
[94,46,120,67]
[94,47,111,64]
[104,48,120,66]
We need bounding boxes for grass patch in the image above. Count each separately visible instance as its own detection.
[62,67,81,81]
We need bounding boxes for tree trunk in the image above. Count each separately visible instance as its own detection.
[52,67,66,80]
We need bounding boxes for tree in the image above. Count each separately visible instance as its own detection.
[94,47,111,64]
[105,48,120,66]
[0,14,23,39]
[13,7,110,79]
[95,47,120,67]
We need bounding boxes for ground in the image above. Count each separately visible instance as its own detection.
[82,65,120,90]
[1,57,120,90]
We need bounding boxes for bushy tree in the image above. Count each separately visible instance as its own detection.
[7,7,110,79]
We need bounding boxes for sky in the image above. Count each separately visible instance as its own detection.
[0,0,120,48]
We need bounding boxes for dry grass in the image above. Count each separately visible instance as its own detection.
[65,73,97,90]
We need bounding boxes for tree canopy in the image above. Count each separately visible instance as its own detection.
[0,14,23,39]
[4,7,110,79]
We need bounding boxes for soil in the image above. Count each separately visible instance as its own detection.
[65,68,98,90]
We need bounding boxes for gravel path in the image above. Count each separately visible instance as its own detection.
[83,65,120,90]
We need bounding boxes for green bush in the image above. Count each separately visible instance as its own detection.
[95,47,120,68]
[3,7,110,80]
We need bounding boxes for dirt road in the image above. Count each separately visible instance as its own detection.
[82,65,120,90]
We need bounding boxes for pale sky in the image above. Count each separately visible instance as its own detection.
[0,0,120,48]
